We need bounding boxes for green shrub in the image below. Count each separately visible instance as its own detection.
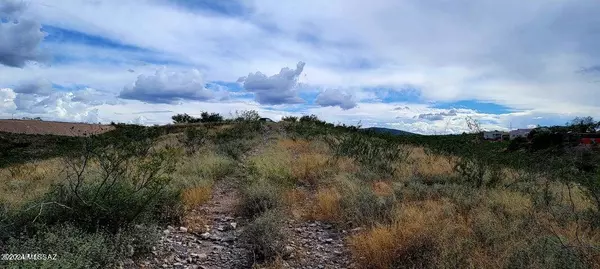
[3,224,118,269]
[179,127,208,155]
[339,183,396,227]
[328,133,408,177]
[241,210,286,261]
[238,182,282,219]
[506,236,588,269]
[217,139,254,161]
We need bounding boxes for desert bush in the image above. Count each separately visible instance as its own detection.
[217,139,254,161]
[3,224,119,269]
[247,147,293,186]
[175,151,235,185]
[238,182,282,219]
[506,236,588,269]
[328,133,408,177]
[454,157,487,188]
[339,182,396,227]
[179,126,208,155]
[281,116,298,122]
[241,210,287,262]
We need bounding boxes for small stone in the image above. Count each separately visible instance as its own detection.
[325,238,333,243]
[167,225,175,230]
[179,227,188,233]
[221,236,235,243]
[163,229,170,235]
[162,264,169,268]
[200,232,211,240]
[283,245,294,259]
[229,222,237,230]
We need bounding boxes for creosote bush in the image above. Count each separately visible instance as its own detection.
[241,210,287,262]
[238,182,282,219]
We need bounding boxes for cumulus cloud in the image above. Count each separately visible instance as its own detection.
[119,68,214,104]
[315,89,357,110]
[237,61,306,105]
[0,88,16,110]
[13,79,52,95]
[416,109,458,121]
[71,88,116,106]
[0,1,45,68]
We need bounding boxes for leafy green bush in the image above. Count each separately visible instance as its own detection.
[241,210,286,261]
[238,182,282,219]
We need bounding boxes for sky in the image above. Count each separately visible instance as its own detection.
[0,0,599,134]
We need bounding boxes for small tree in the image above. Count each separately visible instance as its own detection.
[234,110,261,122]
[200,112,223,123]
[281,116,298,122]
[568,116,598,133]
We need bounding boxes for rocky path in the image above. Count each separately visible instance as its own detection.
[129,180,252,269]
[280,220,355,269]
[129,126,355,268]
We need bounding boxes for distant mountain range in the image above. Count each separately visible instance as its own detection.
[362,127,418,136]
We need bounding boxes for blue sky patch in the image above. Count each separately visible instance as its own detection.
[165,0,249,17]
[432,100,515,114]
[52,83,89,92]
[373,88,422,103]
[42,25,147,52]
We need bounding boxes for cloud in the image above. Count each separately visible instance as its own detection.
[416,109,458,121]
[0,1,45,68]
[0,0,26,19]
[71,88,115,106]
[0,88,16,110]
[13,79,52,95]
[119,68,214,104]
[315,89,357,110]
[237,61,306,105]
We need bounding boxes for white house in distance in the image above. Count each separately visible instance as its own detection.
[483,131,508,140]
[509,129,532,140]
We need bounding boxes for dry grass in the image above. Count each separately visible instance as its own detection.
[0,158,65,207]
[283,188,310,219]
[174,150,234,187]
[348,199,457,269]
[394,146,457,181]
[310,187,342,222]
[372,181,394,197]
[181,185,213,211]
[291,153,330,186]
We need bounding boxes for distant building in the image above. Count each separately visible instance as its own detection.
[509,129,532,140]
[483,131,508,141]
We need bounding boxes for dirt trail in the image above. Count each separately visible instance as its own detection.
[128,179,252,269]
[129,126,354,268]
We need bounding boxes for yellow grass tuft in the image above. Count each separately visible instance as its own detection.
[372,181,394,197]
[291,153,330,186]
[0,158,64,207]
[181,185,213,211]
[283,188,310,219]
[310,187,342,222]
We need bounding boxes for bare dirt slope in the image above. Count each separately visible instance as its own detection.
[0,119,114,136]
